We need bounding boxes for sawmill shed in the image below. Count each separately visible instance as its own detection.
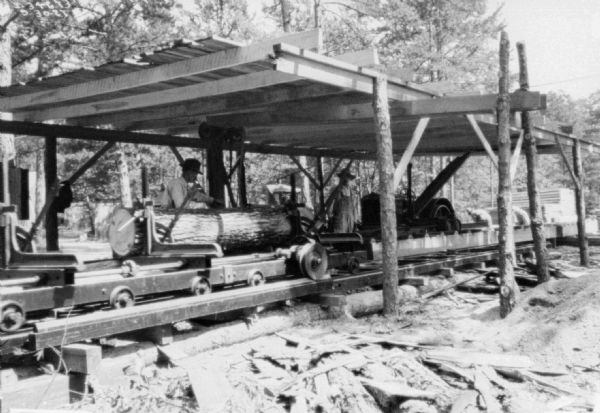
[0,28,595,270]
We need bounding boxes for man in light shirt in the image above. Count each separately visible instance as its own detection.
[160,158,216,208]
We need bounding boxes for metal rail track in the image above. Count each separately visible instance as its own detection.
[0,245,532,354]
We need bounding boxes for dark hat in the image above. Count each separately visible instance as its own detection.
[337,169,356,180]
[181,158,202,174]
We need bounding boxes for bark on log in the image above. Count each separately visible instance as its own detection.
[153,207,293,253]
[373,75,399,316]
[497,31,520,317]
[517,42,550,282]
[572,138,589,266]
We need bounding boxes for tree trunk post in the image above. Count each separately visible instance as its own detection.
[373,75,399,316]
[497,31,519,318]
[572,137,589,266]
[44,135,59,251]
[517,42,549,282]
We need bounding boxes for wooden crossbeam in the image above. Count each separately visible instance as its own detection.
[1,30,321,112]
[324,158,344,187]
[509,131,524,182]
[274,43,434,101]
[466,114,498,168]
[169,146,185,164]
[392,91,545,117]
[392,117,430,189]
[554,135,580,189]
[67,141,115,184]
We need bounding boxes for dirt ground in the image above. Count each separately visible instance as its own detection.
[68,246,600,413]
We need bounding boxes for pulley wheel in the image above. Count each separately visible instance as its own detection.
[191,276,211,295]
[0,301,25,332]
[108,209,137,258]
[248,271,265,287]
[109,286,135,309]
[297,242,329,280]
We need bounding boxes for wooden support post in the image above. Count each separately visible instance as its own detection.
[497,31,519,318]
[373,75,398,316]
[392,117,430,189]
[573,137,589,266]
[237,144,247,207]
[517,42,549,282]
[44,135,58,251]
[317,156,325,209]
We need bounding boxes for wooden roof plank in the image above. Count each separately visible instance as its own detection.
[15,70,301,121]
[0,29,321,111]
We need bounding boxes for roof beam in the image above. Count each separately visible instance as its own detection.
[391,91,546,117]
[0,30,321,112]
[273,43,434,101]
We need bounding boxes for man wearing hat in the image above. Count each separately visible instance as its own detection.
[330,169,358,233]
[160,158,215,208]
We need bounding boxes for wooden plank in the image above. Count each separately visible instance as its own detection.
[17,71,301,121]
[392,91,545,117]
[1,30,321,111]
[392,117,429,189]
[466,114,498,168]
[424,348,533,369]
[71,83,348,128]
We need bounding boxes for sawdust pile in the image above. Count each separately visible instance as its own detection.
[489,273,600,370]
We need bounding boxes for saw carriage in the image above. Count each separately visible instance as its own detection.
[0,174,370,333]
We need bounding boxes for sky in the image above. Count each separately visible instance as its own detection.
[492,0,600,99]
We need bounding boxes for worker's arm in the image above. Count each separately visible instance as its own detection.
[190,185,221,206]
